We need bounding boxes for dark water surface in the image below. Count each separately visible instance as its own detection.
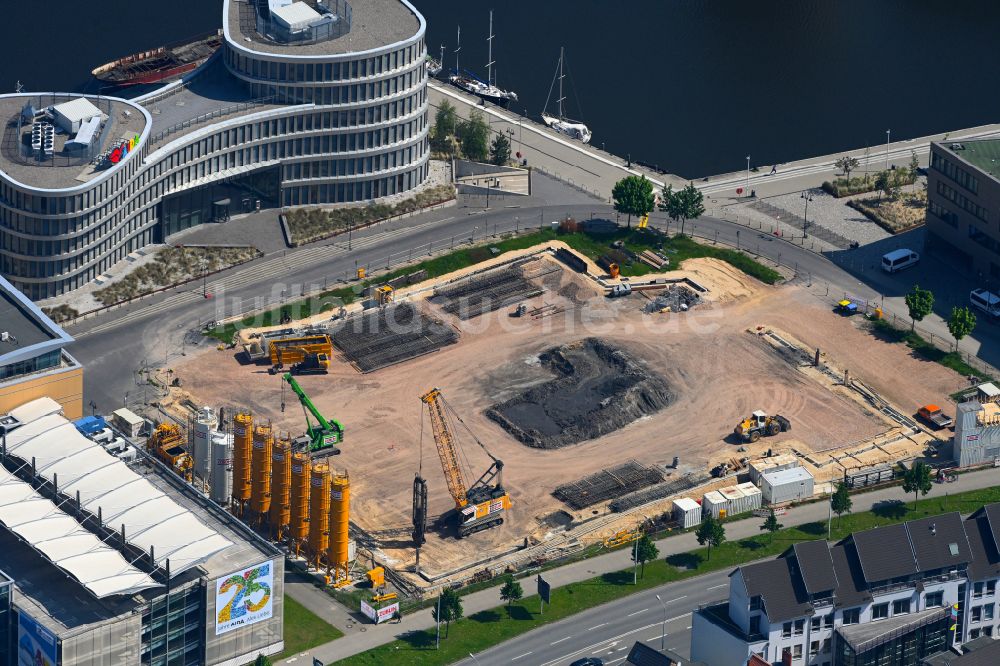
[3,1,997,177]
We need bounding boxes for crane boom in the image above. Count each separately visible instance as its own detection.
[284,373,344,453]
[420,388,468,507]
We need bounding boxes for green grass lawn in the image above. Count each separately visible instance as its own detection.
[332,485,1000,665]
[277,595,344,659]
[206,226,781,343]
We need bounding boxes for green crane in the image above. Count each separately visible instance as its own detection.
[283,373,344,454]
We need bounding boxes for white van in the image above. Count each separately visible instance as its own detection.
[971,288,1000,317]
[881,248,920,273]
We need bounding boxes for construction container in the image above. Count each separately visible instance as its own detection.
[269,438,292,539]
[702,490,728,518]
[250,423,274,519]
[192,406,216,480]
[672,497,702,529]
[760,467,815,504]
[111,408,144,438]
[210,433,233,505]
[748,454,799,485]
[718,485,755,516]
[308,463,331,568]
[268,335,333,367]
[232,412,253,509]
[289,453,311,549]
[735,482,763,512]
[327,471,350,582]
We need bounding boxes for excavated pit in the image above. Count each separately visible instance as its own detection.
[486,338,672,449]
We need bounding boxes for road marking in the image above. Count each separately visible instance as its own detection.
[667,614,689,623]
[511,652,533,661]
[627,608,649,617]
[538,622,662,666]
[666,595,688,603]
[707,584,727,590]
[588,622,608,630]
[550,636,572,645]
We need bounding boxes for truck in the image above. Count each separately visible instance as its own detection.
[918,404,953,429]
[608,283,632,298]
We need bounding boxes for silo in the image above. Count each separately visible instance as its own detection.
[250,423,273,521]
[209,433,233,505]
[327,471,351,585]
[308,463,331,568]
[232,412,254,512]
[289,453,311,554]
[269,437,292,540]
[192,406,216,480]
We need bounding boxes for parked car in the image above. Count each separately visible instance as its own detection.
[571,659,605,666]
[881,248,920,273]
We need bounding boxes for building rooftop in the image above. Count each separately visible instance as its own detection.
[0,95,147,191]
[793,540,839,594]
[0,274,73,369]
[942,139,1000,180]
[922,635,1000,665]
[761,466,814,486]
[830,542,871,608]
[226,0,421,57]
[852,523,919,583]
[739,557,812,623]
[906,513,972,572]
[837,606,948,654]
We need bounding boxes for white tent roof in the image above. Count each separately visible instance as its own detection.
[5,399,231,575]
[0,467,159,598]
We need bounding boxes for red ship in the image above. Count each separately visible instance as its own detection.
[91,30,223,87]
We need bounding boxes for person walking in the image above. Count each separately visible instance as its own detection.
[770,164,778,175]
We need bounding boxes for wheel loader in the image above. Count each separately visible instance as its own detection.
[734,410,791,443]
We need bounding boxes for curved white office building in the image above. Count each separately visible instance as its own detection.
[0,0,429,298]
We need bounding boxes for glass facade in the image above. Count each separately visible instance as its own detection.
[160,167,280,239]
[141,585,203,666]
[0,578,11,666]
[0,349,60,381]
[834,614,950,666]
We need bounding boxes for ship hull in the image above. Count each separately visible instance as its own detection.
[91,31,221,87]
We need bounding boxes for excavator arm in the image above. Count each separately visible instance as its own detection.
[284,373,344,435]
[420,388,469,508]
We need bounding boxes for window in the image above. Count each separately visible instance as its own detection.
[792,645,803,660]
[810,641,820,657]
[970,628,981,639]
[974,582,985,599]
[842,608,860,625]
[782,622,792,638]
[985,626,994,637]
[893,599,911,615]
[750,595,762,611]
[750,615,761,635]
[824,614,833,629]
[811,616,821,631]
[822,638,831,653]
[986,605,996,621]
[988,581,997,596]
[925,591,944,608]
[872,603,889,620]
[794,619,805,636]
[972,606,982,622]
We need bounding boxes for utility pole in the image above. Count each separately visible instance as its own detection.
[885,129,891,170]
[436,592,441,649]
[746,155,751,197]
[656,593,668,650]
[633,536,639,585]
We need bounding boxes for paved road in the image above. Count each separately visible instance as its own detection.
[291,466,1000,664]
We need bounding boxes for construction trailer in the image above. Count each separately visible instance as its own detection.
[419,387,511,537]
[747,454,799,485]
[268,334,333,367]
[759,466,814,504]
[672,497,702,529]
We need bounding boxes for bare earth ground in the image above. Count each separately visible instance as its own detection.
[172,254,963,578]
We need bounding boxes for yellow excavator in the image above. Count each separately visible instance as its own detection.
[734,410,791,443]
[419,388,511,537]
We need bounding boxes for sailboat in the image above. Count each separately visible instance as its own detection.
[426,44,444,78]
[541,47,592,144]
[448,11,518,107]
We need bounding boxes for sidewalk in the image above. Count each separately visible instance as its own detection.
[287,467,1000,664]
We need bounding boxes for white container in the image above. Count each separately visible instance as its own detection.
[702,490,728,518]
[673,497,702,528]
[748,454,799,485]
[193,407,216,480]
[761,467,815,504]
[735,482,763,513]
[210,434,233,505]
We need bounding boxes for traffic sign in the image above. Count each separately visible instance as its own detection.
[537,575,551,604]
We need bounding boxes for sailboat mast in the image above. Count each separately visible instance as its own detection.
[557,47,566,120]
[455,26,461,74]
[486,10,495,87]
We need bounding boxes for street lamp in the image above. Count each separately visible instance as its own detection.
[468,653,483,665]
[655,593,668,651]
[885,129,891,170]
[801,191,814,238]
[746,155,751,197]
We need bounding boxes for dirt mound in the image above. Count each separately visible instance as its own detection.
[485,338,672,449]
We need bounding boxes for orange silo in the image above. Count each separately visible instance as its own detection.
[289,452,311,555]
[250,423,273,523]
[232,412,254,515]
[327,470,351,586]
[308,462,331,569]
[269,437,292,540]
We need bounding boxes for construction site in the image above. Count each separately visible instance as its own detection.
[147,234,963,603]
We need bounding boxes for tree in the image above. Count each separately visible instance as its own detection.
[874,170,891,202]
[910,149,921,176]
[457,110,490,162]
[831,482,852,527]
[489,133,512,166]
[660,182,705,236]
[696,515,726,561]
[760,508,783,543]
[612,175,655,228]
[499,575,524,610]
[432,588,464,637]
[434,100,458,143]
[904,285,934,331]
[947,306,977,350]
[632,534,660,579]
[902,461,933,510]
[253,656,272,666]
[835,155,860,181]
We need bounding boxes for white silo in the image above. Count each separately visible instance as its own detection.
[210,432,234,505]
[193,406,216,480]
